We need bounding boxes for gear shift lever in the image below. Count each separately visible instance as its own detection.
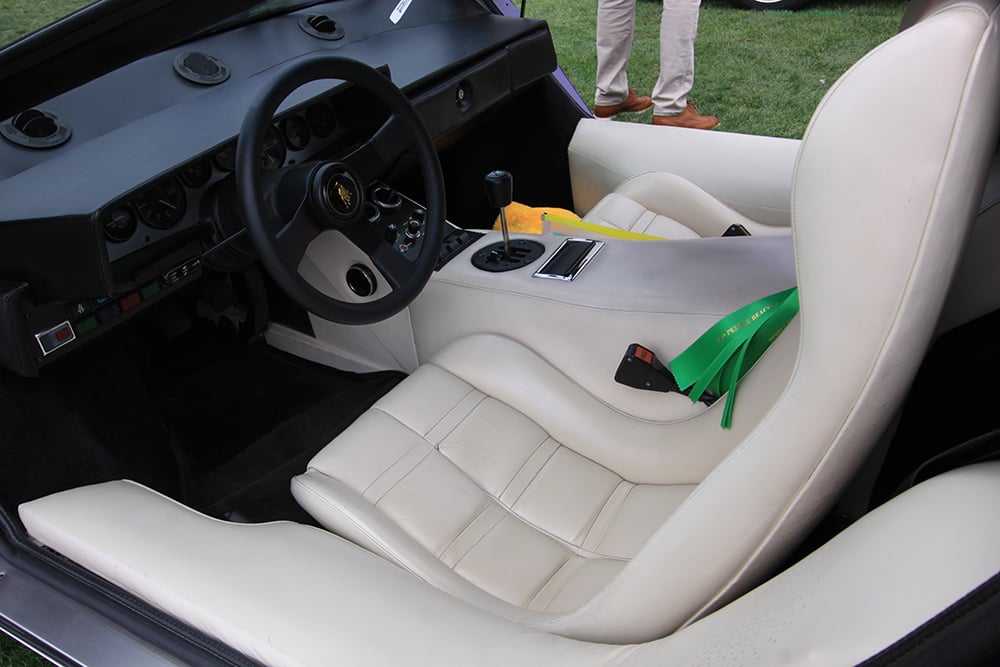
[484,170,513,259]
[470,169,544,272]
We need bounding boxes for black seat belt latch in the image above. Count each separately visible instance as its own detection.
[614,343,682,393]
[722,224,751,237]
[615,343,718,405]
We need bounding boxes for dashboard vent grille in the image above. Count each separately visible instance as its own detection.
[299,15,344,40]
[0,108,72,149]
[173,52,230,86]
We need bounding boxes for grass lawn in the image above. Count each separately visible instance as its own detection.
[0,0,91,45]
[530,0,908,137]
[0,637,47,667]
[0,0,906,664]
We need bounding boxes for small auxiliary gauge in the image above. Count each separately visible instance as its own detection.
[135,178,186,229]
[100,206,137,243]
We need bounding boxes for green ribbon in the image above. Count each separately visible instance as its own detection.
[669,287,799,429]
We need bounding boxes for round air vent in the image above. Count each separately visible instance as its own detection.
[173,52,230,85]
[299,15,344,40]
[0,108,72,149]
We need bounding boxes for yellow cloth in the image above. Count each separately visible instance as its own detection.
[540,213,667,240]
[492,202,580,234]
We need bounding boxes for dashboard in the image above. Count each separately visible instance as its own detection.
[0,0,557,376]
[104,93,370,261]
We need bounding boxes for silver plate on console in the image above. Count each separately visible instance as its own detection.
[533,237,604,281]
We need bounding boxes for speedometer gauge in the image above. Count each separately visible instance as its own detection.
[135,178,186,229]
[214,144,236,171]
[282,116,311,151]
[307,102,335,138]
[100,206,137,243]
[213,127,285,173]
[260,125,286,171]
[180,158,213,188]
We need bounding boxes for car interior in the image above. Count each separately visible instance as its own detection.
[2,0,1000,664]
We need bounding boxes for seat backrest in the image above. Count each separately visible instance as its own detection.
[541,0,1000,643]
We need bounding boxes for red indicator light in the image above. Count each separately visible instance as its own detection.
[119,292,141,312]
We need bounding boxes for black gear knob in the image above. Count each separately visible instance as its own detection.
[484,170,513,210]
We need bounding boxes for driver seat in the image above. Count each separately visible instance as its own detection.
[292,0,1000,644]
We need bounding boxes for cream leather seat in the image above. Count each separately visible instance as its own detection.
[19,464,1000,666]
[293,0,1000,645]
[580,170,789,239]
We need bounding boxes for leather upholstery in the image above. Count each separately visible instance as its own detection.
[568,122,801,228]
[293,335,703,617]
[19,464,1000,666]
[581,171,790,238]
[293,0,1000,644]
[412,234,798,423]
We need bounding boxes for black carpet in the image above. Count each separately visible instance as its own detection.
[0,314,405,527]
[153,343,398,479]
[147,339,405,523]
[188,367,404,524]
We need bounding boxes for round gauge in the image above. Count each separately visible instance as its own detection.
[282,115,312,151]
[306,102,336,138]
[214,144,236,171]
[135,178,187,229]
[100,206,137,243]
[180,158,213,188]
[260,125,286,171]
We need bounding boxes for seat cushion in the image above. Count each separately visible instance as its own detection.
[582,192,701,239]
[582,171,791,239]
[293,336,699,616]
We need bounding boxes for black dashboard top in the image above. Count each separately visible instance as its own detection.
[0,0,553,296]
[0,2,541,219]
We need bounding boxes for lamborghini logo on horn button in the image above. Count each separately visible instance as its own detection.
[324,171,361,218]
[336,183,353,209]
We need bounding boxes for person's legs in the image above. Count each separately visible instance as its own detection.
[650,0,717,128]
[651,0,700,115]
[595,0,637,106]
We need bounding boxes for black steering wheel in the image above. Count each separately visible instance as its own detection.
[236,55,445,325]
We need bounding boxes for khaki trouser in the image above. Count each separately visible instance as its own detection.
[595,0,700,116]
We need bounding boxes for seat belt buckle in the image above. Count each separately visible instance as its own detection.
[615,343,717,405]
[615,343,682,393]
[722,224,751,237]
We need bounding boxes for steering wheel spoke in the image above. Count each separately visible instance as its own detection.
[274,201,324,268]
[342,114,411,183]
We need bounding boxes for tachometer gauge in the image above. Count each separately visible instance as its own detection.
[282,115,311,151]
[214,144,236,171]
[306,102,335,138]
[180,158,213,188]
[100,206,137,243]
[135,178,187,229]
[260,125,286,171]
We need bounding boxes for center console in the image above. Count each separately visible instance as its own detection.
[270,211,797,423]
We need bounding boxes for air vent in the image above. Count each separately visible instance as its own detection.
[299,14,344,40]
[173,52,230,85]
[0,108,72,149]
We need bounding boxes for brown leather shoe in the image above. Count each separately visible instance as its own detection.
[652,101,719,130]
[594,88,653,118]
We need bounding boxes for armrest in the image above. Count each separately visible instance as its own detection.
[568,119,800,227]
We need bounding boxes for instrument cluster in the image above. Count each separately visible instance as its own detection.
[98,98,341,263]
